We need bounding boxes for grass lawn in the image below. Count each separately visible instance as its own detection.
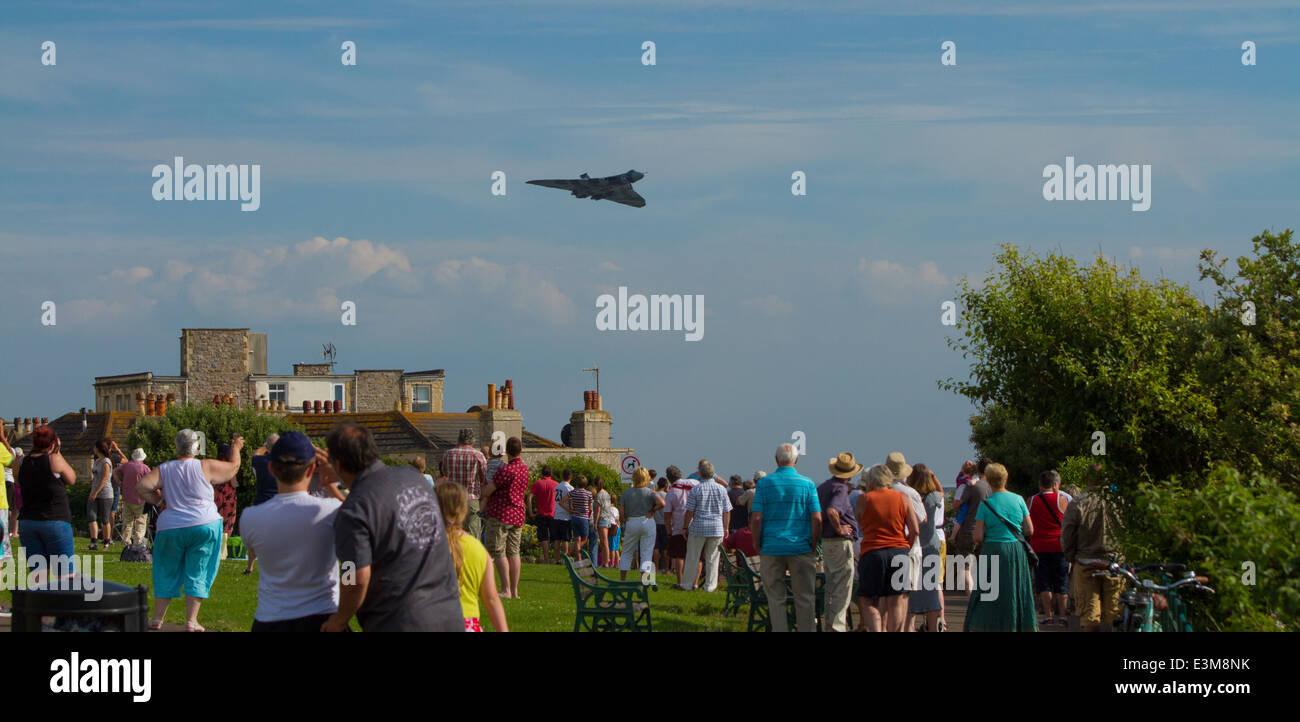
[0,537,749,632]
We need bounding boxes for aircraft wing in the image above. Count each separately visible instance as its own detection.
[605,184,646,208]
[527,179,584,191]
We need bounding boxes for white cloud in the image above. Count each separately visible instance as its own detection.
[102,266,152,284]
[62,298,155,323]
[856,258,951,303]
[97,245,574,326]
[741,295,795,317]
[433,256,574,324]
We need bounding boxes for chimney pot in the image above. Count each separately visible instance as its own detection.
[314,400,322,414]
[303,401,312,414]
[487,384,497,409]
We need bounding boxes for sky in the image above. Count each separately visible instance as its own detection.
[3,0,1299,485]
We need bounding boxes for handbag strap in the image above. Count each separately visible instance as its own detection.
[980,495,1030,546]
[1036,492,1062,525]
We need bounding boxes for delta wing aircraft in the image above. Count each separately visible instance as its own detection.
[527,169,647,207]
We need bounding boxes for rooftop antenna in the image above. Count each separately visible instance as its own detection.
[323,342,337,372]
[581,364,599,397]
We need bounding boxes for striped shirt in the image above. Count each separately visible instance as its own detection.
[686,480,733,538]
[441,445,487,500]
[567,489,593,519]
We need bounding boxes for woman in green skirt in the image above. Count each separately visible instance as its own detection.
[964,463,1038,632]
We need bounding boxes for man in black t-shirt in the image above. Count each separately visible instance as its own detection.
[242,433,280,575]
[320,422,462,633]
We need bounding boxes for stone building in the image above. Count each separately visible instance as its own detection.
[45,328,631,482]
[93,328,445,414]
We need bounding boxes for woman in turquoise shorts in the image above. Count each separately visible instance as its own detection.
[136,429,244,632]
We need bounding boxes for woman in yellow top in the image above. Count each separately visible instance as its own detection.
[435,481,509,632]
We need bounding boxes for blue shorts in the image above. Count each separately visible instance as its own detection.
[18,519,76,572]
[153,519,223,599]
[570,518,590,540]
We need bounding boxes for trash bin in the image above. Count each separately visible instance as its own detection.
[10,580,149,632]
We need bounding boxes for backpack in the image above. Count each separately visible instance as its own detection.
[119,545,152,563]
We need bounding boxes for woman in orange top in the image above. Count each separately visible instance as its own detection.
[854,464,919,632]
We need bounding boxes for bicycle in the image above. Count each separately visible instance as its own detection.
[1082,558,1214,632]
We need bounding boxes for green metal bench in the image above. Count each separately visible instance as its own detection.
[720,548,748,616]
[735,553,772,632]
[563,554,652,632]
[580,550,657,591]
[736,552,828,631]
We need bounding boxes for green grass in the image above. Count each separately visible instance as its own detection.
[1,537,749,632]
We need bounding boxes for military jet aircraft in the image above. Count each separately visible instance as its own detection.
[527,170,647,208]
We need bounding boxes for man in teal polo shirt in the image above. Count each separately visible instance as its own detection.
[750,443,822,632]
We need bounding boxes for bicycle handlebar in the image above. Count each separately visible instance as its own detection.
[1090,561,1214,594]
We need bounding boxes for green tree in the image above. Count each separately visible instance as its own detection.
[1197,229,1300,491]
[125,404,303,510]
[943,244,1216,490]
[968,404,1075,495]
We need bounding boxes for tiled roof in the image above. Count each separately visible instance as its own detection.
[12,411,139,456]
[399,412,477,450]
[523,431,563,449]
[284,411,435,454]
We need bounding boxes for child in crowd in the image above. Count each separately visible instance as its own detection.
[564,476,594,557]
[435,480,508,633]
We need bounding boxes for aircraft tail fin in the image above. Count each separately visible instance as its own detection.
[580,173,590,179]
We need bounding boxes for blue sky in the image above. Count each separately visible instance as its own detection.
[3,0,1299,484]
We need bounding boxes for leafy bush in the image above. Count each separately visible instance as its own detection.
[520,523,540,558]
[530,456,623,499]
[1057,455,1094,496]
[125,404,303,512]
[1119,465,1300,631]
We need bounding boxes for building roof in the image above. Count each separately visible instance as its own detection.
[12,411,139,456]
[285,411,436,454]
[402,369,445,377]
[399,412,473,449]
[523,431,564,449]
[283,411,567,454]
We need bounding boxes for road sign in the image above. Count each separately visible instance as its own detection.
[620,455,640,476]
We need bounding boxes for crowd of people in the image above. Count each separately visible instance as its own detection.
[1,418,1122,632]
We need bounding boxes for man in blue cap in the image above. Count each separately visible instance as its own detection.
[239,431,343,632]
